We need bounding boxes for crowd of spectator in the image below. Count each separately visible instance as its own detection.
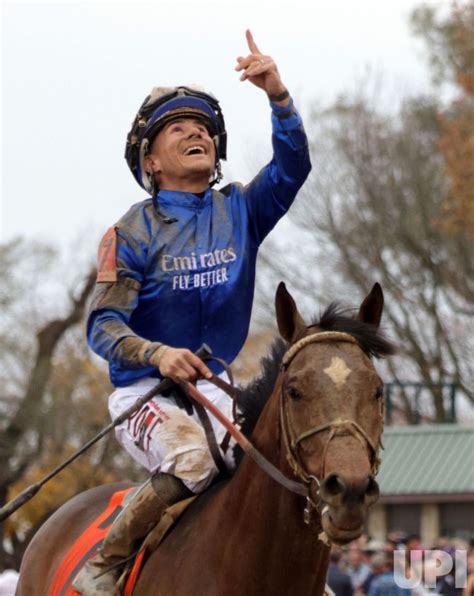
[327,533,474,596]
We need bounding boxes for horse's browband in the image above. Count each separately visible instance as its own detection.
[282,332,359,368]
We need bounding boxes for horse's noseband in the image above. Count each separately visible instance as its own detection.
[279,331,382,520]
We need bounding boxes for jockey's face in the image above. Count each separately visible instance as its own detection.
[144,117,216,193]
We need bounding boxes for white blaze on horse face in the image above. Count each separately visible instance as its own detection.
[323,357,351,388]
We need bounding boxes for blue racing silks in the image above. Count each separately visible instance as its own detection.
[88,99,311,387]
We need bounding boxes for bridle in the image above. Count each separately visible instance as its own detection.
[278,331,383,524]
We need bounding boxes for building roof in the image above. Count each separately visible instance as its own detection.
[377,424,474,500]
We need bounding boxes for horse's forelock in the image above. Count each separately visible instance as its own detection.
[315,303,397,359]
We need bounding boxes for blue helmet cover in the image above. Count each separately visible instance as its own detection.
[145,96,219,137]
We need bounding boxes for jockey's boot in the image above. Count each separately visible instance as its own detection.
[72,472,192,596]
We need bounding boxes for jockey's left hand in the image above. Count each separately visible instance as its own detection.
[235,30,289,104]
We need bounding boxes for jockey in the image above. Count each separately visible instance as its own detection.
[73,30,311,595]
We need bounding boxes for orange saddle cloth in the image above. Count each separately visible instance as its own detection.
[49,488,144,596]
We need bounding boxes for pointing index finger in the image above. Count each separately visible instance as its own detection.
[246,29,261,55]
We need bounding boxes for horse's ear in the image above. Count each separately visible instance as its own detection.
[275,282,306,342]
[358,283,384,328]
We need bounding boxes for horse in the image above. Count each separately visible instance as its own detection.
[17,282,395,596]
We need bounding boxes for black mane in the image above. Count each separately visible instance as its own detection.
[235,303,396,453]
[236,337,288,442]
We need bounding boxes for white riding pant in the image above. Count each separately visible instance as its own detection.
[109,374,236,493]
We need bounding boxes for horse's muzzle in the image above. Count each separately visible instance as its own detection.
[317,473,380,545]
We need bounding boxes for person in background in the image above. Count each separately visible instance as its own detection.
[362,554,386,595]
[348,544,372,595]
[369,554,412,596]
[328,549,354,596]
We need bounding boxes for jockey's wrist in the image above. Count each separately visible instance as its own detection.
[140,341,166,367]
[148,344,171,370]
[269,95,294,119]
[268,88,290,105]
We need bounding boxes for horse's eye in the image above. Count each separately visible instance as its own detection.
[287,386,302,401]
[375,387,384,400]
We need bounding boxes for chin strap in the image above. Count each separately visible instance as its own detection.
[210,160,223,186]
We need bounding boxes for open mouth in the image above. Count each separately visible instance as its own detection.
[321,509,364,545]
[183,145,207,156]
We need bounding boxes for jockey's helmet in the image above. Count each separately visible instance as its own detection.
[125,85,227,194]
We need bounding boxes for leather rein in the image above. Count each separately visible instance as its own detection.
[180,331,382,525]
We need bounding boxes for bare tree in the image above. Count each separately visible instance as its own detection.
[0,239,144,570]
[253,92,473,423]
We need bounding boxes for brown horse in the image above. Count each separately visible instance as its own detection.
[17,282,395,596]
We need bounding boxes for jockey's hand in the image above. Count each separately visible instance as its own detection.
[149,346,213,383]
[235,29,289,105]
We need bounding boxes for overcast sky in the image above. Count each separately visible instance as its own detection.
[1,0,440,250]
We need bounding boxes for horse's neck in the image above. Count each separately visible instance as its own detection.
[216,382,330,592]
[144,383,330,595]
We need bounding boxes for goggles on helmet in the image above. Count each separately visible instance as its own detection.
[125,85,227,194]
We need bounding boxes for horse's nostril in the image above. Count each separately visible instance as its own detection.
[323,474,345,497]
[366,476,379,498]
